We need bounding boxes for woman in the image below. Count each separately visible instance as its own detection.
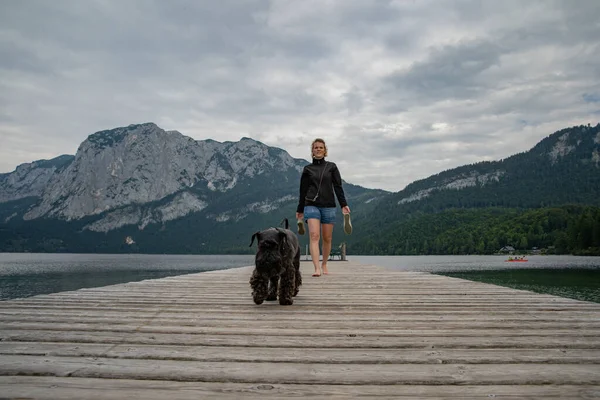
[296,138,351,277]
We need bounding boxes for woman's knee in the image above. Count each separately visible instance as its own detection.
[321,229,333,244]
[321,223,334,244]
[309,231,320,242]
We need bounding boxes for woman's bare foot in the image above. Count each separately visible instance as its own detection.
[312,267,321,277]
[321,263,329,275]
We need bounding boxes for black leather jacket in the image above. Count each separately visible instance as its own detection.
[297,158,348,213]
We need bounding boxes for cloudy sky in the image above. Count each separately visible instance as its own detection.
[1,0,599,192]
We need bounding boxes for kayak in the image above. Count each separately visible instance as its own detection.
[505,259,528,262]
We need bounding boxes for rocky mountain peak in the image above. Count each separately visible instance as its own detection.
[524,123,600,164]
[83,122,159,151]
[0,123,306,221]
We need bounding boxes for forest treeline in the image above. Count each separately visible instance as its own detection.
[350,205,600,256]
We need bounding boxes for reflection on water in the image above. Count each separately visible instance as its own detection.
[437,268,600,303]
[349,255,600,272]
[0,253,253,300]
[1,269,204,300]
[351,255,600,304]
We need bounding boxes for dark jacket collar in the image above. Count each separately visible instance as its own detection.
[312,157,326,165]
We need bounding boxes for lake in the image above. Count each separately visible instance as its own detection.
[1,253,599,302]
[0,253,254,301]
[352,255,600,303]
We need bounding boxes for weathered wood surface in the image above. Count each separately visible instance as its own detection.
[1,261,599,399]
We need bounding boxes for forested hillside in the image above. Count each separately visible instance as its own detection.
[346,124,600,255]
[350,205,600,255]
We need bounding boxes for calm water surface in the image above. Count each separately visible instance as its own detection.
[0,253,253,300]
[1,253,599,302]
[350,255,600,271]
[352,255,600,303]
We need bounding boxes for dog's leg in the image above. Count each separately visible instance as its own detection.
[266,276,278,301]
[293,248,302,297]
[249,270,269,305]
[278,262,295,306]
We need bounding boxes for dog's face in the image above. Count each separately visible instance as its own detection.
[250,228,288,272]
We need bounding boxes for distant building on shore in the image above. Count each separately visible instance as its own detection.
[498,245,515,254]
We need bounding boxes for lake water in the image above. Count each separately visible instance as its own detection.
[350,255,600,272]
[1,253,599,302]
[0,253,254,301]
[352,255,600,303]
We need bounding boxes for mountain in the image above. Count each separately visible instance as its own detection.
[346,123,600,254]
[392,124,600,209]
[0,123,388,253]
[1,122,598,255]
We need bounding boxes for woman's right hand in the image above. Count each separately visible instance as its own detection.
[296,212,303,220]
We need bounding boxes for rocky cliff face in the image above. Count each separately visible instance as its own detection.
[1,123,307,229]
[0,155,74,203]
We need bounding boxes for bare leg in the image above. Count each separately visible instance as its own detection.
[307,218,322,276]
[321,223,334,274]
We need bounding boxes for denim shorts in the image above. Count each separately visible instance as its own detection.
[304,206,336,224]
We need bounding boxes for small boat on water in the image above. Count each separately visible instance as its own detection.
[506,257,528,262]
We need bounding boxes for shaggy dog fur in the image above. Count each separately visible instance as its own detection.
[249,225,302,305]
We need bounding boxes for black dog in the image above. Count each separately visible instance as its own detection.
[249,221,302,305]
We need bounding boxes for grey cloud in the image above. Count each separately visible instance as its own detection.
[380,39,503,107]
[204,88,327,121]
[1,1,265,56]
[341,120,506,161]
[377,1,600,111]
[0,42,49,74]
[343,87,364,116]
[504,1,600,49]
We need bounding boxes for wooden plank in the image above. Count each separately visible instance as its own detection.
[2,319,600,335]
[3,313,599,329]
[2,329,600,348]
[2,308,598,320]
[2,377,599,400]
[1,342,599,365]
[1,355,599,385]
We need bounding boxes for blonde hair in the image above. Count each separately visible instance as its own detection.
[311,138,328,157]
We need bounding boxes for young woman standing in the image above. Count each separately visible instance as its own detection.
[296,138,351,276]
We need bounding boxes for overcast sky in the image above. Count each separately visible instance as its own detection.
[1,0,599,192]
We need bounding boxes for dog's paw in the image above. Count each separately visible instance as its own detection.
[279,298,293,306]
[253,296,265,305]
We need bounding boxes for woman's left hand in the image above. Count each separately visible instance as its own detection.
[342,205,350,214]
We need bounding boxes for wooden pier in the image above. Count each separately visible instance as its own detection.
[1,261,599,399]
